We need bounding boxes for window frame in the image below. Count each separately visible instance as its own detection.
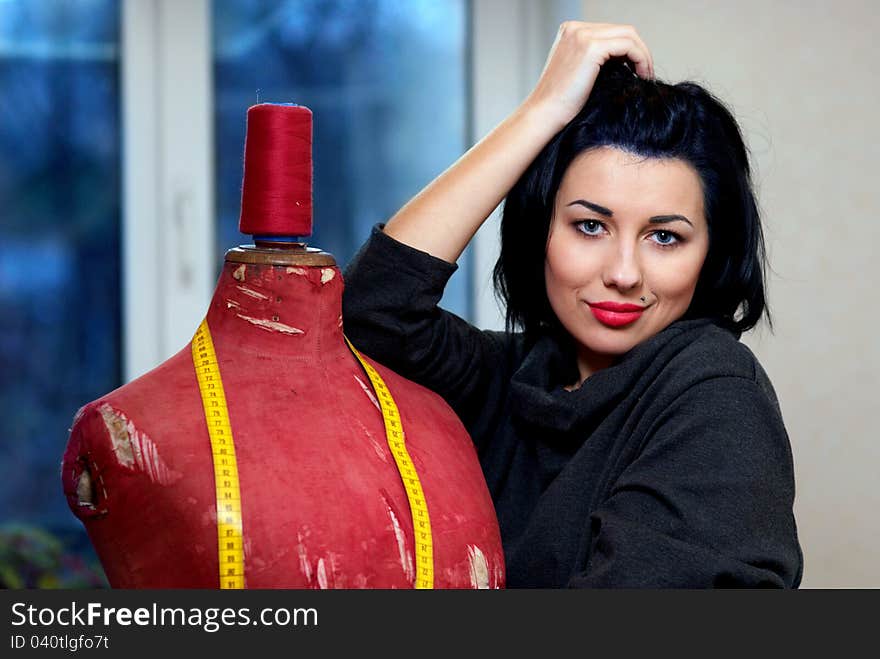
[121,0,214,381]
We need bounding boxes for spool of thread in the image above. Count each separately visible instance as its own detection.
[238,103,313,237]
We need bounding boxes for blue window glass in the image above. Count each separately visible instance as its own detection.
[213,0,471,318]
[0,0,118,587]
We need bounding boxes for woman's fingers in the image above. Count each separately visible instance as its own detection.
[589,35,654,79]
[560,22,653,79]
[525,21,655,129]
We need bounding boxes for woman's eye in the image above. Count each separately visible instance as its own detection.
[575,220,604,236]
[650,230,680,246]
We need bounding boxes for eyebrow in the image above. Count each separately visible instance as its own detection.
[566,199,694,227]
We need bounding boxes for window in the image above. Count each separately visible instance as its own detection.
[212,0,471,317]
[0,0,119,587]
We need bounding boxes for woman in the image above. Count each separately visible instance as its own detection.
[342,22,803,587]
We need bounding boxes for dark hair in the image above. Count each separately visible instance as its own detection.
[493,60,771,343]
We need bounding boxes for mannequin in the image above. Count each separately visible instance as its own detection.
[61,104,505,588]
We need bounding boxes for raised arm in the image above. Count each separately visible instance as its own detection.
[382,21,654,264]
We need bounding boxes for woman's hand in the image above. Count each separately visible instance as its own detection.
[523,22,654,131]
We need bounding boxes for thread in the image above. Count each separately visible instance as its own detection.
[239,103,313,237]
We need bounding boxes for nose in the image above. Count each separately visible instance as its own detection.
[602,242,643,292]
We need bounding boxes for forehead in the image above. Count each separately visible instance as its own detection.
[557,146,705,222]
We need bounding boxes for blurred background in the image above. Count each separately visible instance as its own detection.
[0,0,876,588]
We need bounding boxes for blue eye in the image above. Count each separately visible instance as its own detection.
[650,230,681,247]
[575,220,604,236]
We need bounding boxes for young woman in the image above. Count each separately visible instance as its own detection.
[342,22,803,587]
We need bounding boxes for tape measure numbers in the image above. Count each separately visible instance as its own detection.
[191,319,434,589]
[345,336,434,589]
[192,319,245,589]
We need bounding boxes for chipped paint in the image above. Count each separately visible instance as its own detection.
[232,264,246,281]
[236,285,270,300]
[316,558,329,589]
[71,405,87,430]
[99,404,134,467]
[493,561,504,589]
[353,375,381,412]
[383,498,414,582]
[337,314,343,328]
[201,506,217,528]
[326,553,342,588]
[286,267,308,276]
[320,268,335,284]
[72,456,108,512]
[98,404,182,485]
[76,470,94,506]
[235,314,304,335]
[296,531,312,583]
[467,545,490,589]
[353,418,388,463]
[225,299,242,310]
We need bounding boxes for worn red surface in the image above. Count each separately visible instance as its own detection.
[62,261,504,588]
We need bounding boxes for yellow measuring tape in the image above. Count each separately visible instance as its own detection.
[191,319,434,589]
[344,336,434,589]
[192,319,245,589]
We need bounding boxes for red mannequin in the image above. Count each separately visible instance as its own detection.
[62,242,505,588]
[61,104,505,588]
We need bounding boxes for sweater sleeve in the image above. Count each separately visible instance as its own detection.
[341,224,515,438]
[569,376,803,588]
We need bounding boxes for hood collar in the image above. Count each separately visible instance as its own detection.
[509,317,725,435]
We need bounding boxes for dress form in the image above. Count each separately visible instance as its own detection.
[61,104,504,588]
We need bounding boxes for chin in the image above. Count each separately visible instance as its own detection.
[578,329,643,356]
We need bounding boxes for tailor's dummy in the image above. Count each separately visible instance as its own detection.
[62,104,505,588]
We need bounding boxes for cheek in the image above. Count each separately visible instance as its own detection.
[545,235,598,290]
[647,250,706,301]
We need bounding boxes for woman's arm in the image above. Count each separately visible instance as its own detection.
[382,21,654,264]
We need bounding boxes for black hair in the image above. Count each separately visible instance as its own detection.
[493,60,771,344]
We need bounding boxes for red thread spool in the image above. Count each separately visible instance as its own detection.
[238,103,313,237]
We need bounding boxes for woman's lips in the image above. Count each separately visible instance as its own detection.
[587,301,647,327]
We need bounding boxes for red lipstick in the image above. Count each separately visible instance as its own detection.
[587,300,647,328]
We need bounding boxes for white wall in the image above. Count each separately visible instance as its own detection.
[471,0,581,329]
[579,0,880,587]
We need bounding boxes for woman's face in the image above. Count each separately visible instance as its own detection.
[545,146,710,383]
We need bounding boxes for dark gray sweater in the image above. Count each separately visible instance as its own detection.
[342,225,803,588]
